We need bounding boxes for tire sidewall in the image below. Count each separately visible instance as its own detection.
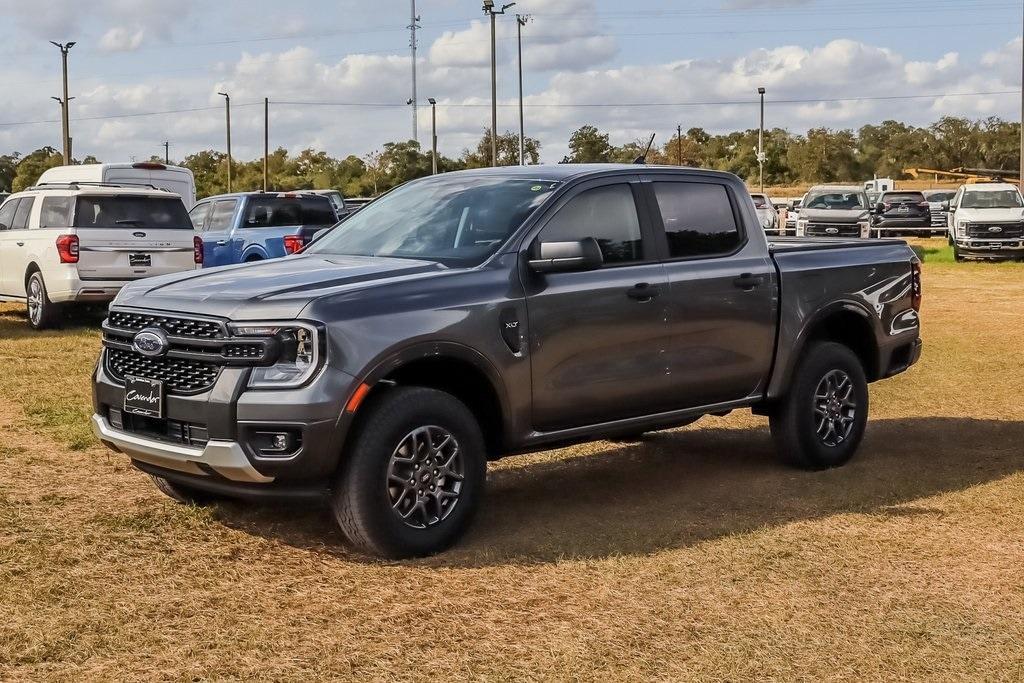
[338,387,487,558]
[790,342,869,469]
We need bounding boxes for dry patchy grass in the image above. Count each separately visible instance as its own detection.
[1,249,1023,680]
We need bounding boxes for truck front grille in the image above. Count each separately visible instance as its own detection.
[967,223,1024,238]
[806,222,861,237]
[107,310,225,339]
[105,347,220,395]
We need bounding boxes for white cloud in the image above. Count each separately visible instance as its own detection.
[99,26,146,52]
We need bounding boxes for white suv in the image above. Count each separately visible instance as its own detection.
[0,183,201,329]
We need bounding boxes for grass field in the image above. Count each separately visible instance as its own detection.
[2,241,1023,680]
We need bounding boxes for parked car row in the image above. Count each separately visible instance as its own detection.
[0,162,356,327]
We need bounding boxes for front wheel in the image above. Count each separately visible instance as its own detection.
[26,271,61,330]
[332,386,487,559]
[769,341,869,470]
[149,474,222,505]
[953,245,965,262]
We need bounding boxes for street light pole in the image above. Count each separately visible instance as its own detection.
[163,141,170,164]
[516,14,530,165]
[757,87,766,194]
[1020,3,1023,192]
[50,41,75,165]
[428,98,438,174]
[677,124,683,165]
[483,1,515,167]
[218,92,232,193]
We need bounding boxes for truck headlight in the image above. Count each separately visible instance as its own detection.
[229,322,324,389]
[956,222,968,238]
[796,219,807,236]
[858,220,871,238]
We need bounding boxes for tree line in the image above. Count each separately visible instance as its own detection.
[1,116,1019,199]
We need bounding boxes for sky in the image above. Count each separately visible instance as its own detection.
[0,0,1021,165]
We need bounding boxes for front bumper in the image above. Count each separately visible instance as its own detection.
[92,414,272,483]
[955,239,1024,256]
[92,354,357,487]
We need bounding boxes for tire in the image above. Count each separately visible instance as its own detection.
[332,386,487,559]
[26,271,61,330]
[149,474,222,505]
[769,341,869,470]
[953,246,965,262]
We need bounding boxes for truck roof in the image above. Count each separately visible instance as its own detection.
[436,163,740,183]
[961,182,1020,192]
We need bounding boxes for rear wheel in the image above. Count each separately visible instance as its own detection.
[953,245,965,262]
[332,386,487,559]
[769,341,868,470]
[26,271,61,330]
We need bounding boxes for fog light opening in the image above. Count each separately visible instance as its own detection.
[253,430,302,458]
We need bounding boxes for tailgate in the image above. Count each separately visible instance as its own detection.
[78,229,195,280]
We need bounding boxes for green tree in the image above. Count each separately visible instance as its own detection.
[460,128,540,168]
[0,153,20,192]
[12,147,64,191]
[567,125,613,163]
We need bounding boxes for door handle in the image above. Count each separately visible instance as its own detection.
[626,282,659,302]
[16,241,24,246]
[215,240,229,246]
[733,273,766,290]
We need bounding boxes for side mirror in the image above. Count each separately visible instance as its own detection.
[875,202,886,214]
[941,201,951,212]
[528,237,603,274]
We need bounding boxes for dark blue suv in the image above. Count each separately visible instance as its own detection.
[188,191,338,267]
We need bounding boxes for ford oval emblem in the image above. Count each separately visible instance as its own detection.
[133,231,147,238]
[132,327,169,357]
[988,226,1003,233]
[825,227,839,234]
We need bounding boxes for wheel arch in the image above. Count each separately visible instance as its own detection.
[770,301,881,400]
[344,342,511,458]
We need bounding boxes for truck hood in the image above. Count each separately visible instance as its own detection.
[953,207,1024,223]
[113,254,446,320]
[800,208,868,223]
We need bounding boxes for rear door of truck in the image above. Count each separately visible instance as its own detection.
[73,193,197,280]
[642,175,778,407]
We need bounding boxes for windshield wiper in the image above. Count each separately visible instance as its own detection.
[114,219,145,225]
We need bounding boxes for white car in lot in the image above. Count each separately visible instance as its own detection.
[0,183,201,328]
[945,183,1024,261]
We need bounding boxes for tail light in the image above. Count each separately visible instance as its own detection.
[910,260,922,312]
[56,234,79,264]
[283,234,304,255]
[193,235,203,264]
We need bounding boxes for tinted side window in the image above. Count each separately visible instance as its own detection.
[40,196,72,228]
[0,199,19,230]
[207,200,238,231]
[653,182,741,258]
[540,184,642,264]
[242,196,336,228]
[12,197,35,230]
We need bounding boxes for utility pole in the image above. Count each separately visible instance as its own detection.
[50,41,75,165]
[1020,3,1023,192]
[757,87,766,194]
[163,141,170,164]
[409,0,421,143]
[428,98,438,174]
[218,92,232,193]
[676,124,683,165]
[516,14,530,165]
[264,97,270,192]
[483,1,515,167]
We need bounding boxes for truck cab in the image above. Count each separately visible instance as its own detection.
[188,191,339,267]
[945,183,1024,261]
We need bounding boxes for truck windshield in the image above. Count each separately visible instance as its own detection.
[960,190,1023,209]
[804,191,866,210]
[73,196,191,229]
[305,175,560,266]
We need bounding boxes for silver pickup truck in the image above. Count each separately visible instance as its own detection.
[92,165,923,558]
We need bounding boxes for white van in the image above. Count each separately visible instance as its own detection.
[38,163,197,209]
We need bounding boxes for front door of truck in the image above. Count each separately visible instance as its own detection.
[642,177,777,408]
[200,198,239,266]
[523,178,670,431]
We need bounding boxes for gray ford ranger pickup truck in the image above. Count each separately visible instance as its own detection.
[91,165,923,558]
